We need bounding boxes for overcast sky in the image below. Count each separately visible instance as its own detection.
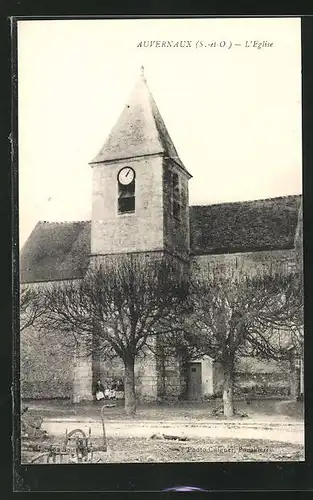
[18,18,302,246]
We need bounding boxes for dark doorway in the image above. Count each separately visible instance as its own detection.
[188,362,202,400]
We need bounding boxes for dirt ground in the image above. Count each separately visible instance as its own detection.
[21,435,304,464]
[23,398,304,421]
[91,435,304,462]
[20,398,305,464]
[40,418,304,444]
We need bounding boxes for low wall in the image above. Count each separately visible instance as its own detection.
[163,359,182,401]
[20,327,73,399]
[234,372,290,397]
[233,357,291,397]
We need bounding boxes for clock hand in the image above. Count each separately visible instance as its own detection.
[125,169,130,177]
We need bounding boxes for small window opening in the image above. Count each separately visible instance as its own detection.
[118,180,135,214]
[172,172,181,222]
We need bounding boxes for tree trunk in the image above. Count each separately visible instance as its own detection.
[300,356,304,397]
[156,341,166,400]
[289,354,299,400]
[179,348,190,400]
[124,357,136,416]
[222,359,234,417]
[92,331,101,395]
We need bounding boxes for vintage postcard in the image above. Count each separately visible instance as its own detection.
[16,17,303,471]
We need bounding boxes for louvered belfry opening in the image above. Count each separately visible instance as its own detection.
[118,178,135,215]
[172,171,181,222]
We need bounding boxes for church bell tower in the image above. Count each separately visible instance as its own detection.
[89,67,192,266]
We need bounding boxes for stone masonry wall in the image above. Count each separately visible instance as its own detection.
[134,348,158,401]
[72,342,93,403]
[234,357,291,397]
[156,336,186,402]
[191,248,297,396]
[20,324,73,399]
[163,160,190,262]
[96,338,158,402]
[91,155,164,256]
[192,248,296,278]
[20,280,94,402]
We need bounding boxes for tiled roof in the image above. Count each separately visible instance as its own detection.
[20,221,91,283]
[20,195,302,283]
[189,195,301,255]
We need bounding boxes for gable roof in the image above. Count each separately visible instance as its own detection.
[20,221,91,283]
[20,195,302,283]
[90,70,190,175]
[189,195,301,255]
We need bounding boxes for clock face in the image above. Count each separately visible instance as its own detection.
[118,167,135,185]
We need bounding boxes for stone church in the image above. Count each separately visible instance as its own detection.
[20,69,302,403]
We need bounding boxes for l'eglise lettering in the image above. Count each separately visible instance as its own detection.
[137,40,193,48]
[245,40,273,49]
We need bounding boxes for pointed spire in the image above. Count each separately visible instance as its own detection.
[89,70,191,177]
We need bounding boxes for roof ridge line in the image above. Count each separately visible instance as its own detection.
[190,194,302,208]
[38,220,91,225]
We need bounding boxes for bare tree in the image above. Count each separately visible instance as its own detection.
[40,256,188,415]
[20,285,47,332]
[184,265,303,417]
[293,197,304,352]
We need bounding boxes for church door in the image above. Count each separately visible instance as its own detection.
[188,362,202,400]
